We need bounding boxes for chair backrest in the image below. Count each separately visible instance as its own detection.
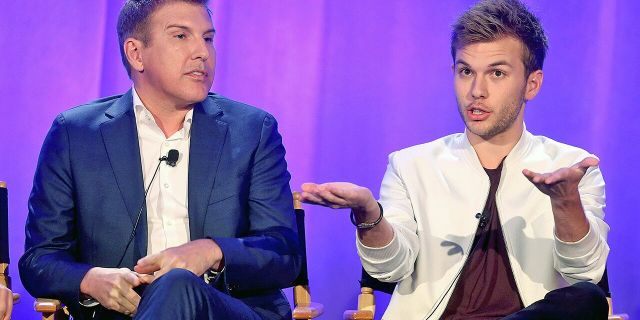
[596,267,627,318]
[0,181,11,289]
[291,192,324,319]
[359,267,395,294]
[33,192,321,320]
[292,192,309,288]
[356,265,622,318]
[597,267,611,298]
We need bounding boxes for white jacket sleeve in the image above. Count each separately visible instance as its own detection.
[356,152,421,283]
[553,164,610,284]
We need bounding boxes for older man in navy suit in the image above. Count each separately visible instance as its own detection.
[19,1,300,319]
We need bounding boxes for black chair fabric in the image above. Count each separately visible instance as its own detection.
[360,268,395,294]
[0,186,8,264]
[292,208,309,286]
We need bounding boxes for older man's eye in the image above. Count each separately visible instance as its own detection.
[175,34,186,39]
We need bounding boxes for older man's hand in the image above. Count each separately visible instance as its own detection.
[134,239,223,280]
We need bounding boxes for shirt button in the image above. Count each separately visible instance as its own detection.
[164,142,170,147]
[164,183,170,189]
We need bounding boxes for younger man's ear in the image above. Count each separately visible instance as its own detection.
[525,70,544,101]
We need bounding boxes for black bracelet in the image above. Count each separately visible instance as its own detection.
[350,202,384,229]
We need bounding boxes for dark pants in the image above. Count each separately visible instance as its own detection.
[503,282,609,320]
[132,269,264,320]
[74,269,290,320]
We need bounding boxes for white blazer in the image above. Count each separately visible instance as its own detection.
[357,129,609,320]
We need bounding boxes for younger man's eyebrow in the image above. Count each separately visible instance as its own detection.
[488,60,513,67]
[454,59,514,68]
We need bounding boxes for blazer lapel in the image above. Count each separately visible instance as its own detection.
[188,97,227,240]
[99,90,147,261]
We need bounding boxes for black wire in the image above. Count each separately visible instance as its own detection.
[421,216,486,319]
[115,156,166,268]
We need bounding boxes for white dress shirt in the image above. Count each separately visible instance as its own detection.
[133,87,193,256]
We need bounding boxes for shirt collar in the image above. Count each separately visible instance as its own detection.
[132,86,193,139]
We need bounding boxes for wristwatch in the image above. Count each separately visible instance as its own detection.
[203,266,225,284]
[79,295,100,307]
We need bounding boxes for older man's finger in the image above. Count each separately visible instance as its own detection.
[134,254,162,274]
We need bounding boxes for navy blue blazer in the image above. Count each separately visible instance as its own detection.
[19,90,301,319]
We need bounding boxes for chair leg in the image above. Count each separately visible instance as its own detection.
[41,309,70,320]
[293,285,324,319]
[343,287,376,320]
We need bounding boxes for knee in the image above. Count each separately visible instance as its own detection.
[137,269,211,319]
[149,268,202,292]
[573,281,606,300]
[571,281,608,313]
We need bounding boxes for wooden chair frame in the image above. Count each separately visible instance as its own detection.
[291,192,323,319]
[344,267,629,320]
[34,192,323,319]
[0,181,20,305]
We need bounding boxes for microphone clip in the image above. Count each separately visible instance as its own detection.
[475,212,489,229]
[159,149,180,167]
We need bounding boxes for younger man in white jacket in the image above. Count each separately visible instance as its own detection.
[301,0,609,319]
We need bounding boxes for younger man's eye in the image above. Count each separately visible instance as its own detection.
[459,68,472,76]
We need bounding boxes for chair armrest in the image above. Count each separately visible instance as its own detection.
[607,297,629,320]
[292,285,324,319]
[35,298,64,313]
[35,298,70,320]
[293,302,324,319]
[343,309,374,320]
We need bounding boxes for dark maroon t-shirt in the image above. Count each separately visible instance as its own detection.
[441,163,524,319]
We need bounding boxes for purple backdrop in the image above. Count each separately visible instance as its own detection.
[1,1,638,319]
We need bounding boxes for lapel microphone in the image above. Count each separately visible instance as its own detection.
[163,149,180,167]
[475,212,489,229]
[115,149,180,267]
